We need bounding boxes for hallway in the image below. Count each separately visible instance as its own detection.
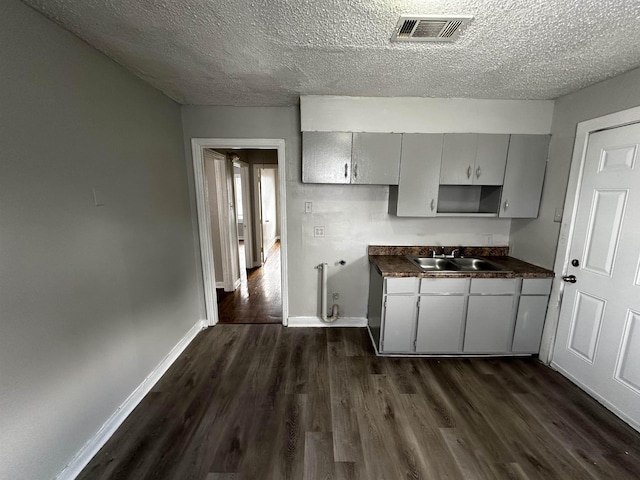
[216,241,282,323]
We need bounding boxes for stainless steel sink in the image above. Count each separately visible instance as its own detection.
[407,256,459,271]
[407,256,511,273]
[451,258,508,271]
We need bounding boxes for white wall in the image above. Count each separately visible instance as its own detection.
[182,98,555,321]
[301,96,554,133]
[510,67,640,268]
[0,2,201,479]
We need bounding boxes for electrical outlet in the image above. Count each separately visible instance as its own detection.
[305,201,312,213]
[313,226,325,237]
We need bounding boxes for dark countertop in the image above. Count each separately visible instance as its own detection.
[369,245,554,279]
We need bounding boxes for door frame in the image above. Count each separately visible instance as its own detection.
[192,138,289,327]
[540,105,640,364]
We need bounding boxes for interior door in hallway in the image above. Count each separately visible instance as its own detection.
[552,121,640,430]
[259,166,277,262]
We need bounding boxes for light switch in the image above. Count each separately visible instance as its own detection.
[305,201,312,213]
[92,187,105,206]
[554,208,563,223]
[313,226,325,237]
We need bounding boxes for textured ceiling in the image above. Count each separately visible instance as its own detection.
[22,0,640,106]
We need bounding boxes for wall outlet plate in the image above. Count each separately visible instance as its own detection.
[313,226,325,237]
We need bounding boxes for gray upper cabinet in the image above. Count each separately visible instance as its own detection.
[440,134,509,185]
[302,131,352,184]
[389,134,443,217]
[302,131,401,185]
[475,134,509,185]
[500,134,550,218]
[351,133,402,185]
[440,134,476,184]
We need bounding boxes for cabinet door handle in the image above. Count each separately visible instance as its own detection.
[503,200,509,211]
[430,198,435,211]
[344,163,348,178]
[354,163,358,179]
[476,166,481,179]
[467,165,472,179]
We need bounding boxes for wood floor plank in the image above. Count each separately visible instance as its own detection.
[76,326,640,480]
[304,432,336,480]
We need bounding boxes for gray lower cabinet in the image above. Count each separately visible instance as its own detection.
[382,295,416,352]
[416,296,466,353]
[463,278,518,353]
[369,269,552,355]
[512,278,553,353]
[463,296,516,353]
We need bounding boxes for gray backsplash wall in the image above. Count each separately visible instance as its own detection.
[0,1,201,478]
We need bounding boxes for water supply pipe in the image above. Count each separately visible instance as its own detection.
[317,263,339,323]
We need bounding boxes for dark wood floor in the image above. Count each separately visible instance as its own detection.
[217,241,281,324]
[78,325,640,480]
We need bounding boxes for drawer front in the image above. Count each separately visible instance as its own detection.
[420,278,468,294]
[470,278,517,295]
[521,278,552,295]
[385,277,418,295]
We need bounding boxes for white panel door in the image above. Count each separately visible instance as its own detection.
[552,122,640,430]
[259,167,278,261]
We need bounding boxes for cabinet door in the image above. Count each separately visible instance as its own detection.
[381,295,416,352]
[500,134,550,218]
[367,268,384,350]
[474,134,509,185]
[393,134,443,216]
[302,132,352,184]
[352,133,402,185]
[512,295,549,353]
[440,134,477,185]
[416,296,465,353]
[464,296,515,353]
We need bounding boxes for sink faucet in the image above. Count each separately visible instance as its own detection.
[432,247,464,258]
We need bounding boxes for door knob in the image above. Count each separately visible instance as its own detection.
[562,275,577,283]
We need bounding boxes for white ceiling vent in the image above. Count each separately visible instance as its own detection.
[391,15,473,42]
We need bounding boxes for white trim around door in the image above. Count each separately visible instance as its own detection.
[191,138,289,327]
[539,105,640,364]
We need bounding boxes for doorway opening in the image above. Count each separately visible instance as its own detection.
[191,138,288,327]
[214,149,282,324]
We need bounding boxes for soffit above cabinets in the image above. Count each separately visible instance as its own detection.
[23,0,640,106]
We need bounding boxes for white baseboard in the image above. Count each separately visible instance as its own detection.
[287,316,367,327]
[216,281,224,288]
[56,319,207,480]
